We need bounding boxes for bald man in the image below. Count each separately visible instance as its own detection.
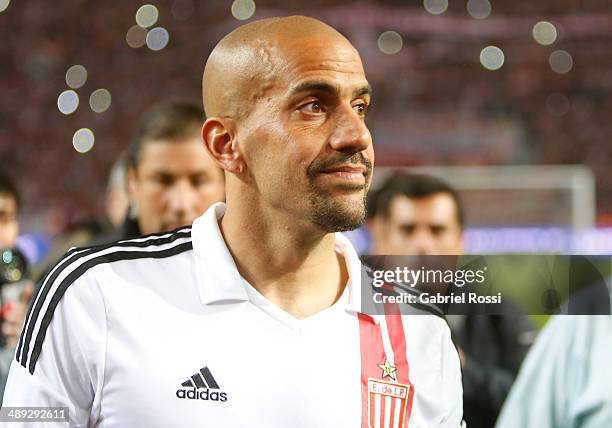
[4,17,463,427]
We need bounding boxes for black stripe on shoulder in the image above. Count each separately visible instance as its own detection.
[16,228,191,368]
[25,241,193,374]
[77,226,192,252]
[17,229,192,366]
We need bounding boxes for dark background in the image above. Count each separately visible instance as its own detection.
[1,0,611,235]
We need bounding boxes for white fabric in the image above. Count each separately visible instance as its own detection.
[3,202,462,427]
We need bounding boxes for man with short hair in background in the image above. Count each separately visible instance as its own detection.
[368,173,464,256]
[98,99,226,243]
[367,172,535,428]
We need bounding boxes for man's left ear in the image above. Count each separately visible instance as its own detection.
[126,167,138,200]
[201,117,245,174]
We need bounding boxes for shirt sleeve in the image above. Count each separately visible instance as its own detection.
[495,316,572,428]
[2,269,107,428]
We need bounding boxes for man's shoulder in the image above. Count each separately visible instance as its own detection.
[43,226,194,289]
[16,228,195,376]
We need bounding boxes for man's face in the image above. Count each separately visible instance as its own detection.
[237,35,374,232]
[373,193,463,255]
[0,193,18,249]
[128,137,225,235]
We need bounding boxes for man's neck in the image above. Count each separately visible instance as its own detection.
[219,203,348,320]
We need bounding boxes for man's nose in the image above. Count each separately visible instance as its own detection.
[412,230,437,256]
[328,103,371,154]
[167,180,198,215]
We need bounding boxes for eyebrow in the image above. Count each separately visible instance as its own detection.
[289,80,372,99]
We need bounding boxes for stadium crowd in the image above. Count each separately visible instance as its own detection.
[2,0,612,234]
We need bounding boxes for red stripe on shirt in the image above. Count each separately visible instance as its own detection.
[385,311,415,427]
[358,313,385,428]
[389,395,397,428]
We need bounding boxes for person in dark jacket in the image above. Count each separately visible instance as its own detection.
[367,171,537,428]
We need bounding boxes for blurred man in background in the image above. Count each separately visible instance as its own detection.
[0,175,20,250]
[96,99,226,243]
[368,172,463,256]
[0,174,33,403]
[367,172,535,427]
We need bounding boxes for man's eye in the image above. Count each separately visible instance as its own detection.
[353,102,369,117]
[400,224,415,235]
[191,176,209,186]
[300,101,324,114]
[154,175,174,186]
[430,226,446,236]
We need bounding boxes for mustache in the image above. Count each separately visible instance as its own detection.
[307,152,373,179]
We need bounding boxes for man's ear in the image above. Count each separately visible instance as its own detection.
[126,167,138,201]
[202,117,244,174]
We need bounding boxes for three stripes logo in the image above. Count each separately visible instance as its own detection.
[176,366,228,402]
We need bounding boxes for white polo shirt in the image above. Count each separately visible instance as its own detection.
[4,203,463,427]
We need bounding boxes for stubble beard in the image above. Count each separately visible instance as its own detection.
[308,183,369,232]
[305,152,373,232]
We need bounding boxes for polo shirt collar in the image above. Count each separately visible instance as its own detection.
[191,202,365,315]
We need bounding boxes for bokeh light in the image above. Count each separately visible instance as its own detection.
[467,0,491,19]
[136,4,159,28]
[377,31,403,55]
[546,93,570,117]
[89,89,112,113]
[549,50,573,74]
[57,90,79,115]
[126,25,148,48]
[171,0,193,21]
[231,0,255,20]
[480,46,505,70]
[532,21,557,46]
[65,65,87,89]
[146,27,169,51]
[0,0,10,13]
[73,128,95,153]
[2,250,12,264]
[423,0,448,15]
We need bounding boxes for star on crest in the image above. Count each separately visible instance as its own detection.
[377,358,397,381]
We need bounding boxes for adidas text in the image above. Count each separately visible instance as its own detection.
[176,387,228,402]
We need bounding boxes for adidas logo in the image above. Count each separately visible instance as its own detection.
[175,366,228,402]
